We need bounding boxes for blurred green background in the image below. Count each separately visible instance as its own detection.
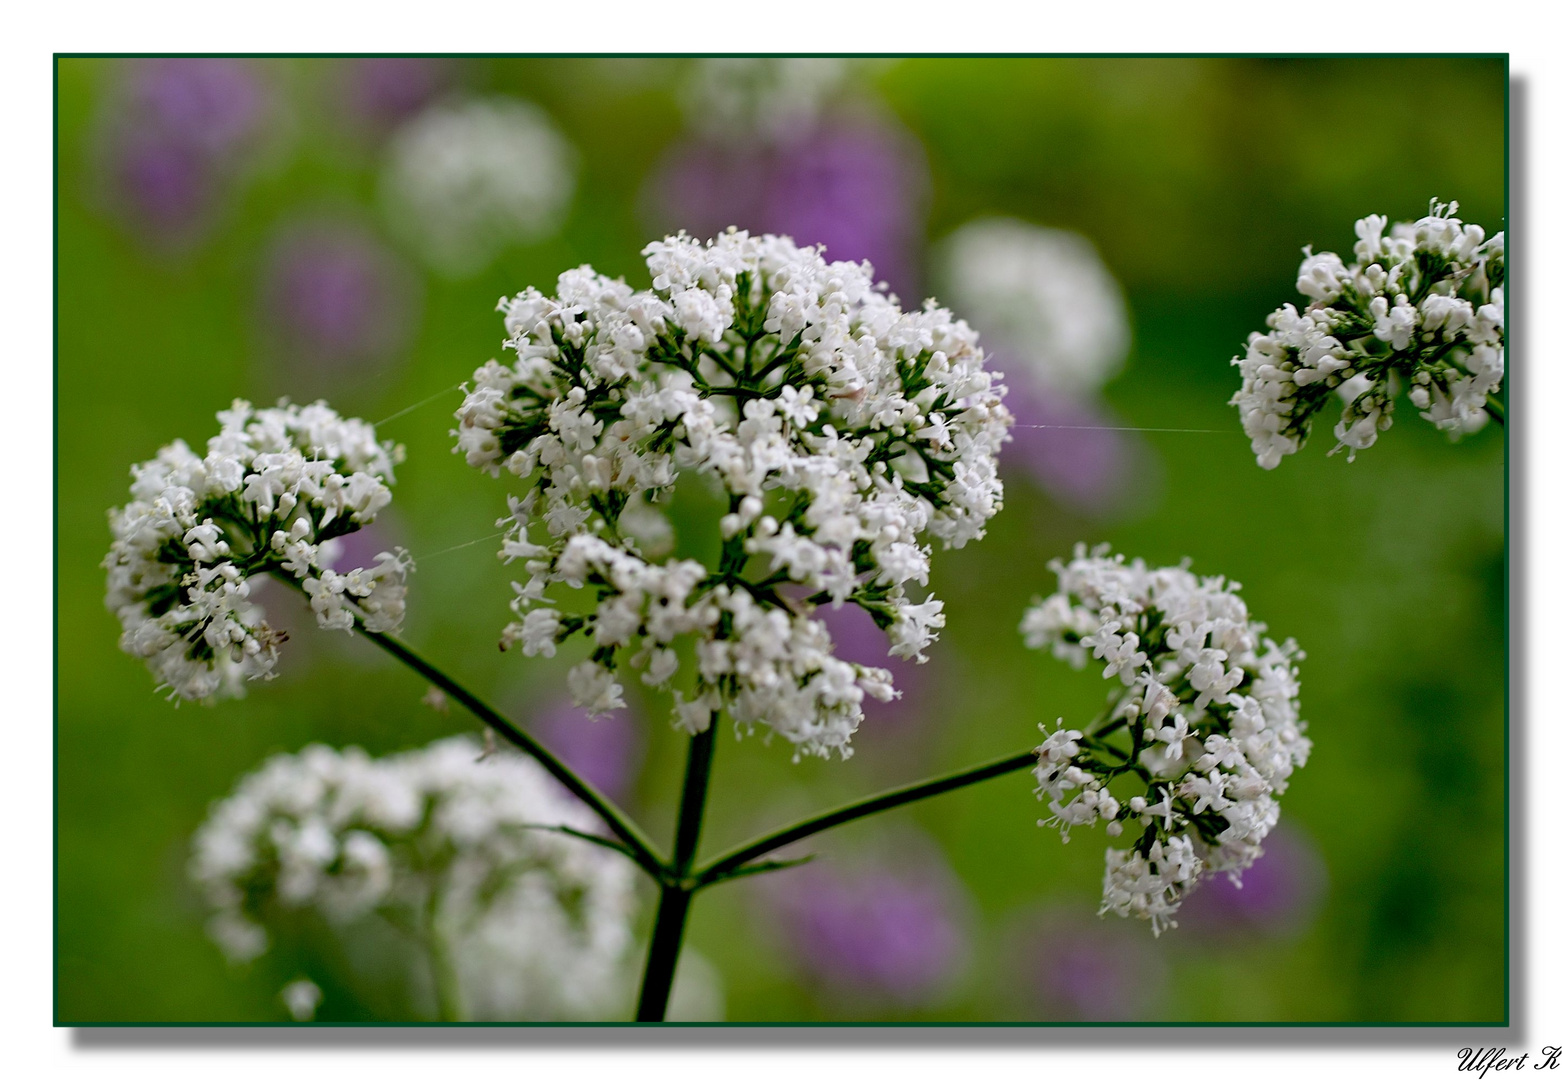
[55,56,1506,1023]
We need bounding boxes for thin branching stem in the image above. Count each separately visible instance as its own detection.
[275,578,1055,1020]
[271,571,667,878]
[363,629,667,878]
[694,747,1039,887]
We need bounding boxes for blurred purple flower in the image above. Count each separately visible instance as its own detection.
[1000,366,1140,517]
[1012,907,1167,1021]
[94,58,272,247]
[105,132,212,237]
[528,697,644,804]
[646,113,928,297]
[766,849,969,1005]
[1175,825,1328,938]
[336,58,450,137]
[257,218,419,383]
[124,58,270,158]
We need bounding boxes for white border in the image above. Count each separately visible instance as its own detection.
[5,3,1554,1076]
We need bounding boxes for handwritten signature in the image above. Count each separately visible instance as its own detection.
[1458,1047,1562,1076]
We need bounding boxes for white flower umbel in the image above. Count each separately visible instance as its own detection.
[190,736,639,1021]
[935,218,1131,397]
[380,97,576,278]
[104,400,410,704]
[455,230,1012,758]
[1232,199,1505,469]
[1020,545,1311,934]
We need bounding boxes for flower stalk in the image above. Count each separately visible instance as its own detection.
[326,607,1047,1021]
[275,599,1039,1020]
[635,724,718,1021]
[356,624,666,878]
[694,748,1038,887]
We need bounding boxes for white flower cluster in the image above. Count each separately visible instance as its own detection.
[936,217,1131,397]
[190,736,639,1021]
[679,57,859,141]
[380,97,576,278]
[454,230,1011,758]
[104,400,410,704]
[1020,545,1311,934]
[1231,200,1505,469]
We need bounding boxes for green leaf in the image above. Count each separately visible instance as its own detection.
[699,853,816,887]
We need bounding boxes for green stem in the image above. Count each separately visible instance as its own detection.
[672,724,717,872]
[360,629,665,878]
[635,723,717,1022]
[1485,397,1506,426]
[275,573,1058,1018]
[694,747,1038,886]
[424,895,465,1023]
[274,564,665,878]
[635,886,692,1023]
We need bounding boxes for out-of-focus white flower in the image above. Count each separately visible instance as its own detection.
[1231,199,1504,468]
[380,97,576,278]
[679,58,862,142]
[190,736,640,1021]
[455,230,1011,759]
[1020,545,1311,935]
[936,218,1131,397]
[280,978,322,1021]
[104,400,409,703]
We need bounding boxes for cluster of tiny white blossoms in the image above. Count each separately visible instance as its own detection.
[1020,545,1311,934]
[453,230,1011,758]
[379,97,576,278]
[1232,200,1505,469]
[936,217,1131,397]
[190,736,639,1021]
[104,400,410,704]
